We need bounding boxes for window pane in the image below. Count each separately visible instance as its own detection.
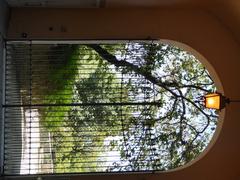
[3,41,218,175]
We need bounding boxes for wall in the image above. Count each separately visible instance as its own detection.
[0,0,9,37]
[7,8,240,180]
[0,0,9,176]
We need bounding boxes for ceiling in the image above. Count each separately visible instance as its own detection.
[5,0,105,8]
[5,0,240,57]
[4,0,225,8]
[3,0,240,179]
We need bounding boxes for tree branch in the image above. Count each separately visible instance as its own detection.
[87,44,179,97]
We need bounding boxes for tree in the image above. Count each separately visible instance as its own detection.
[49,45,131,172]
[40,42,218,172]
[87,42,218,171]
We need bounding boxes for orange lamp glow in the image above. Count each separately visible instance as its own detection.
[204,92,230,110]
[204,93,221,110]
[204,93,240,110]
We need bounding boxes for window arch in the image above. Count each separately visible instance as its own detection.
[3,40,223,175]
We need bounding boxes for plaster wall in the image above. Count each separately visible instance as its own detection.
[7,8,240,180]
[0,0,9,37]
[0,0,9,175]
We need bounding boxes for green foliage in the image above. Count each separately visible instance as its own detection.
[39,45,79,130]
[37,42,218,173]
[40,45,130,172]
[97,43,218,171]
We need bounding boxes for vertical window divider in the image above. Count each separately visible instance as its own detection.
[28,41,33,174]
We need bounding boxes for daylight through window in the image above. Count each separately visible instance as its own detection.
[3,41,219,175]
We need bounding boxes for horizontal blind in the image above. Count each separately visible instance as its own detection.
[4,42,160,175]
[3,41,218,176]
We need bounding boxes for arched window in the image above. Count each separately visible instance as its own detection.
[3,40,220,175]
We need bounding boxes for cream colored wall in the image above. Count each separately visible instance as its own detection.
[207,0,240,45]
[7,8,240,180]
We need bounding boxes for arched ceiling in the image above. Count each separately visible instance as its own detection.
[5,0,240,43]
[4,0,223,8]
[3,0,240,179]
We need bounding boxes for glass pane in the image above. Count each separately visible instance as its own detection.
[4,41,218,175]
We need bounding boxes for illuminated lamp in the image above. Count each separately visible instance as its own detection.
[204,93,230,110]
